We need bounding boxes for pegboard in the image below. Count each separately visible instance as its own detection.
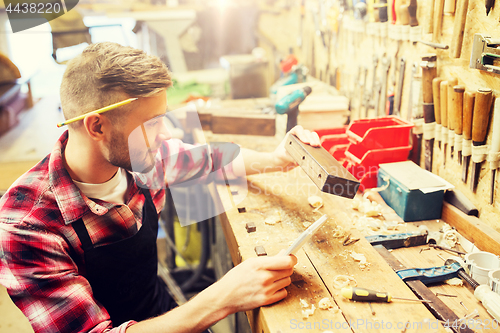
[257,0,500,232]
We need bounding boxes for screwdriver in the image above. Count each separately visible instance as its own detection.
[341,287,432,303]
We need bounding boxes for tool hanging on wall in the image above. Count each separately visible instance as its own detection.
[485,0,495,15]
[462,91,475,183]
[471,88,494,192]
[440,80,449,167]
[449,0,469,58]
[433,0,445,43]
[444,0,456,14]
[415,40,449,49]
[432,78,444,148]
[365,55,379,118]
[425,0,435,34]
[488,98,500,204]
[380,56,392,116]
[420,54,437,171]
[470,34,500,75]
[447,78,458,162]
[452,86,465,164]
[408,63,423,166]
[393,57,406,116]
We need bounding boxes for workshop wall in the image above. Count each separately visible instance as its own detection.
[257,0,500,232]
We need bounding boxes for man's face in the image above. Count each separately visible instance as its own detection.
[105,90,171,173]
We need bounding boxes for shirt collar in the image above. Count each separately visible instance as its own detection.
[47,131,113,224]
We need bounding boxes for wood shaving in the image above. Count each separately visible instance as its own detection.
[300,299,309,308]
[331,225,346,238]
[332,275,357,289]
[318,297,334,309]
[308,196,323,209]
[350,251,370,269]
[264,212,281,225]
[302,304,316,319]
[303,222,312,228]
[352,197,382,217]
[441,223,460,247]
[445,278,463,286]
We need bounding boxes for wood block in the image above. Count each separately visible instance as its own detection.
[211,114,275,136]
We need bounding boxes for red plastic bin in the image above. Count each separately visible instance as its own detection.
[315,126,348,161]
[346,116,414,150]
[342,144,412,190]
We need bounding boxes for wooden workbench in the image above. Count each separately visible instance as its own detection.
[198,130,500,333]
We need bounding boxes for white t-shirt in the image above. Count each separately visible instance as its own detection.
[73,169,129,204]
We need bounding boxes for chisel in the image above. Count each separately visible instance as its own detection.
[449,0,469,58]
[462,91,475,182]
[433,0,445,42]
[453,86,465,164]
[421,54,437,172]
[447,78,458,161]
[440,81,449,167]
[471,88,494,193]
[489,98,500,204]
[433,78,444,148]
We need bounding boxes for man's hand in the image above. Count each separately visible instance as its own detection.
[215,252,298,314]
[272,125,321,172]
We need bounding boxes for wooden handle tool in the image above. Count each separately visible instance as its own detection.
[449,0,469,58]
[462,91,475,182]
[447,78,458,161]
[444,0,456,14]
[433,0,445,42]
[425,0,435,33]
[440,81,449,166]
[398,0,410,25]
[471,88,494,192]
[490,97,500,205]
[432,78,444,124]
[453,85,465,163]
[408,0,418,26]
[433,78,444,148]
[421,54,437,171]
[489,98,500,204]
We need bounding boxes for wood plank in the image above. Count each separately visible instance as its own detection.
[216,167,449,333]
[211,114,276,136]
[442,201,500,256]
[219,181,350,333]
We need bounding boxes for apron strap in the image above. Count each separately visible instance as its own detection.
[72,219,94,251]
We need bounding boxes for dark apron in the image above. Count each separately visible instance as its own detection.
[72,188,172,325]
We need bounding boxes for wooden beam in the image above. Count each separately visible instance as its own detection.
[441,201,500,256]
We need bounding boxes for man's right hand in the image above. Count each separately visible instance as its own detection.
[214,252,298,314]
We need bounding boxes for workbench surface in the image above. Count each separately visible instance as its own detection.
[199,129,499,333]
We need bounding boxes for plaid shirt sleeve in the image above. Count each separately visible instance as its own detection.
[159,139,240,185]
[0,221,136,333]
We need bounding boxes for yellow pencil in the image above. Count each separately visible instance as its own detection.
[57,98,138,127]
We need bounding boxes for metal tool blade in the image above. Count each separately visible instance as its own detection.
[471,161,481,192]
[462,155,470,182]
[491,169,496,204]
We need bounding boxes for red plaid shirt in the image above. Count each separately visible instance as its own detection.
[0,131,235,333]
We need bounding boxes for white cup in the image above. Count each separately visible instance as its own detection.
[489,268,500,294]
[465,251,500,285]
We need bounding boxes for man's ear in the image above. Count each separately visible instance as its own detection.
[83,114,107,141]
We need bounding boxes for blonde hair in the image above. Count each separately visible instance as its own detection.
[60,42,172,128]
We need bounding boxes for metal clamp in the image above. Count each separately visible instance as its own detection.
[470,33,500,75]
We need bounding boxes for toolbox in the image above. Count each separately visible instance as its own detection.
[377,161,451,222]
